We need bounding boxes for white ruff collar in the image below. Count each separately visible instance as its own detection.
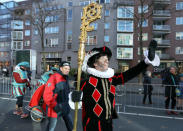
[87,67,114,78]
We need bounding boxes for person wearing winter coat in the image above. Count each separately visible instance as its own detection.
[43,61,73,131]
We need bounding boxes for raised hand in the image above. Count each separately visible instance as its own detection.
[148,40,157,61]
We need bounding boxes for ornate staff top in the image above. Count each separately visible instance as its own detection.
[80,2,102,43]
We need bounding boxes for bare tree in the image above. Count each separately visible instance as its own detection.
[27,0,62,72]
[115,0,155,83]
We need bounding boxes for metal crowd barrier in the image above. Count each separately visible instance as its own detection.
[0,77,37,98]
[1,77,183,119]
[115,83,183,119]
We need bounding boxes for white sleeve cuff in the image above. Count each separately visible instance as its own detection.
[144,50,160,66]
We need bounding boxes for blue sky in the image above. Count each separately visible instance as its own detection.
[0,0,27,3]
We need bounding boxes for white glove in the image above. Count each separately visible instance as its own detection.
[82,51,98,72]
[144,50,160,66]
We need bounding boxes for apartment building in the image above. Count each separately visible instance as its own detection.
[1,0,182,76]
[32,0,183,76]
[0,0,32,73]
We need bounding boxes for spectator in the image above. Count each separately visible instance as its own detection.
[142,71,153,104]
[176,73,183,112]
[164,67,179,115]
[43,61,73,131]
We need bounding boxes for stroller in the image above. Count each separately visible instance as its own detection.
[26,70,54,122]
[26,84,47,122]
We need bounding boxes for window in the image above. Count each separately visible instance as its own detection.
[44,38,58,47]
[68,1,73,7]
[50,38,58,47]
[12,31,23,40]
[104,23,110,29]
[34,29,38,35]
[105,10,110,16]
[0,42,9,48]
[67,56,71,62]
[79,1,90,6]
[0,52,8,57]
[176,32,183,40]
[138,33,148,41]
[138,5,148,13]
[138,47,147,55]
[117,48,133,59]
[0,14,11,19]
[139,19,148,27]
[67,31,72,42]
[25,9,30,15]
[24,40,30,46]
[67,9,72,21]
[45,15,59,22]
[176,2,183,10]
[25,30,30,36]
[12,41,23,50]
[117,20,133,32]
[117,33,133,45]
[176,17,183,25]
[117,6,134,18]
[105,0,110,4]
[25,20,30,26]
[0,1,15,9]
[104,36,110,42]
[176,47,183,54]
[86,36,97,45]
[11,20,23,29]
[43,52,61,58]
[45,27,59,34]
[1,23,10,28]
[91,23,98,30]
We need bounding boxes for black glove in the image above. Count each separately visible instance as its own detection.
[28,86,32,91]
[72,90,82,102]
[53,104,62,113]
[148,40,157,61]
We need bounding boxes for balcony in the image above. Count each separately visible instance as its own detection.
[153,39,170,47]
[153,10,170,17]
[153,0,171,5]
[159,54,170,59]
[153,25,170,34]
[115,0,134,6]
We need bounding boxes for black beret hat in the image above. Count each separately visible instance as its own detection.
[87,46,112,68]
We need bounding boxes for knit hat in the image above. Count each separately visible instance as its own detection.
[59,61,71,67]
[17,61,30,68]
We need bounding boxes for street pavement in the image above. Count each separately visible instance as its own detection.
[0,96,183,131]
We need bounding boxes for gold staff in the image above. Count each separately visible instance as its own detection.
[73,2,102,131]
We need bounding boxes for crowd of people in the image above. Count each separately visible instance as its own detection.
[142,67,183,115]
[10,39,183,131]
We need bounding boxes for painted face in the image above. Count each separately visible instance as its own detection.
[94,55,109,72]
[60,66,70,75]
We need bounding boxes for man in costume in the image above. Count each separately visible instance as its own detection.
[12,61,31,118]
[72,40,160,131]
[43,61,73,131]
